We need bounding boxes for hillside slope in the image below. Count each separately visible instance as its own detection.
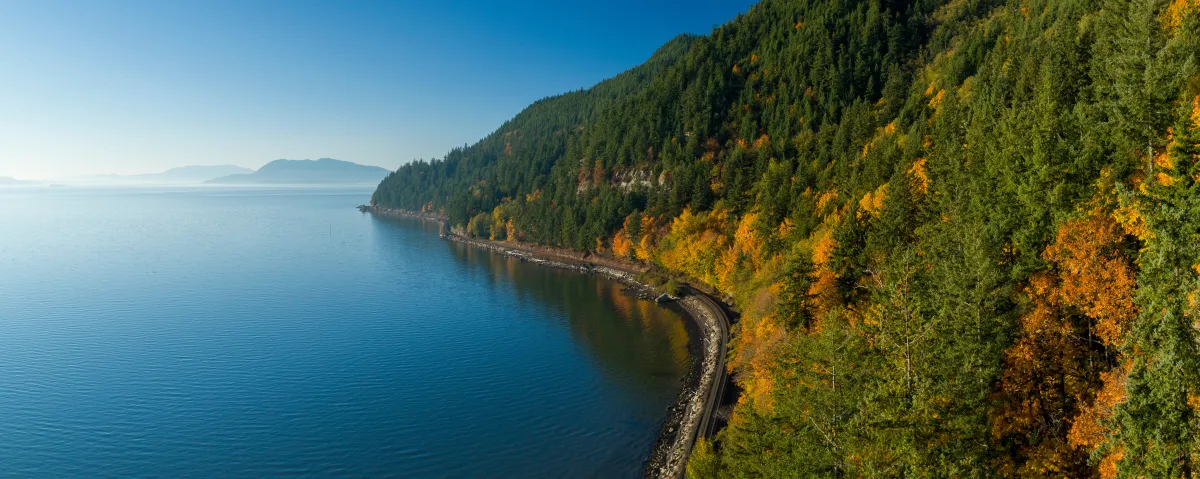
[373,0,1200,476]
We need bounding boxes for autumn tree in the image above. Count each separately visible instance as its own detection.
[991,211,1138,477]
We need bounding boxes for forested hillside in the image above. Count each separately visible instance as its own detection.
[373,0,1200,476]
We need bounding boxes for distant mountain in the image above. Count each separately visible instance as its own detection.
[206,158,390,185]
[0,176,36,185]
[131,165,253,183]
[64,165,254,184]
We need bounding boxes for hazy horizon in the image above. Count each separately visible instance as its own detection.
[0,0,755,180]
[2,158,387,182]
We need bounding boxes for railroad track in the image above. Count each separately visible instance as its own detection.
[680,287,732,468]
[695,290,730,440]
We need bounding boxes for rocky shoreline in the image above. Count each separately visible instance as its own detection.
[363,206,725,479]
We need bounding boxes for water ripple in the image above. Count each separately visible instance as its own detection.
[0,187,691,478]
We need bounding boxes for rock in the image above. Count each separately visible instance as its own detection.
[655,293,672,303]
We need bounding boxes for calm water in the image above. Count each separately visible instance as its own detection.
[0,187,690,478]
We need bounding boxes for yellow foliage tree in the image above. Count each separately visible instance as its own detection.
[729,313,786,413]
[908,158,930,196]
[490,205,505,241]
[857,183,889,218]
[659,208,731,287]
[1162,0,1200,34]
[635,214,658,262]
[732,212,765,266]
[807,228,840,324]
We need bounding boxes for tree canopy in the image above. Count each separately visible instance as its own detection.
[373,0,1200,476]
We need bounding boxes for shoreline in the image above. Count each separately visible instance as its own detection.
[365,206,729,479]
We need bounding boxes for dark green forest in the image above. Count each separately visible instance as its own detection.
[373,0,1200,476]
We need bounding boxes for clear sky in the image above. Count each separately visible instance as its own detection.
[0,0,757,179]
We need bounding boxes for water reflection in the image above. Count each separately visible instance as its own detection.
[450,241,690,397]
[370,215,691,401]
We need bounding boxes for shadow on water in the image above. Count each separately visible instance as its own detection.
[368,214,691,401]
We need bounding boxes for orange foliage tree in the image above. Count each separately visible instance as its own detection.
[991,211,1138,477]
[610,215,637,259]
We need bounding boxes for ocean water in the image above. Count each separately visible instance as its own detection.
[0,186,690,478]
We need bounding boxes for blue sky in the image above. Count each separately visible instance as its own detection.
[0,0,757,179]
